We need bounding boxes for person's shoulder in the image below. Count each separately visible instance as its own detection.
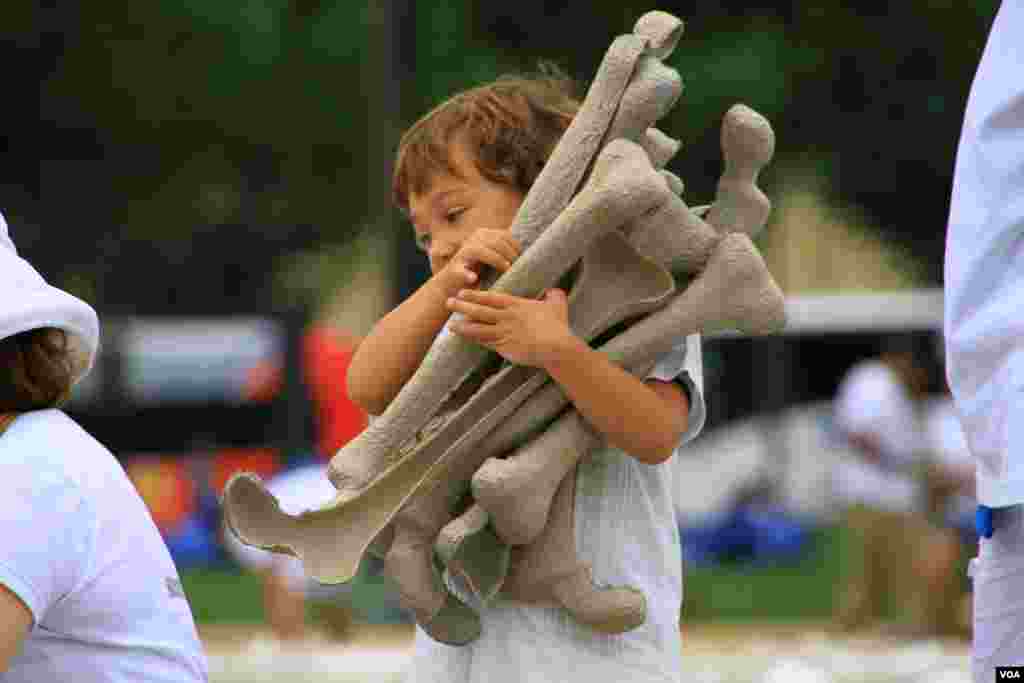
[1,410,116,485]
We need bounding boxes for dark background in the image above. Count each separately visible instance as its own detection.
[1,1,998,314]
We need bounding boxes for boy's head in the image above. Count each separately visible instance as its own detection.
[392,70,581,215]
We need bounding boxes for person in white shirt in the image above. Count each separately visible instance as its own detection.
[944,0,1024,676]
[831,355,965,637]
[0,212,208,681]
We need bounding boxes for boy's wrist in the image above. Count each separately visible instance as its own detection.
[540,332,589,373]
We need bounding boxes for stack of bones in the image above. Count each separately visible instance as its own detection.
[223,9,786,646]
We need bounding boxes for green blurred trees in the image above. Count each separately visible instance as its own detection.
[0,1,998,313]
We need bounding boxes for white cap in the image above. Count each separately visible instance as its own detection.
[834,359,918,461]
[0,211,99,384]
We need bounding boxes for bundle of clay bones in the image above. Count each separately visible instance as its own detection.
[222,9,786,646]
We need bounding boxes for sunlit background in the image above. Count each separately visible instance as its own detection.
[1,2,1001,681]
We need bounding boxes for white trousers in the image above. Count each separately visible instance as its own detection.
[970,505,1024,682]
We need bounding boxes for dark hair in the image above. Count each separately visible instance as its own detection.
[392,67,581,211]
[0,328,74,412]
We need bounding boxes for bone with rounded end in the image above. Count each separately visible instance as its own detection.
[473,409,601,546]
[385,491,452,621]
[435,503,511,605]
[501,466,647,634]
[626,192,721,277]
[640,128,681,169]
[509,34,646,249]
[633,11,684,60]
[604,57,683,146]
[659,169,684,196]
[705,104,775,238]
[603,233,786,374]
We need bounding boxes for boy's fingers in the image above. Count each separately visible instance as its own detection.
[457,289,518,308]
[450,320,501,343]
[463,245,512,273]
[447,297,501,323]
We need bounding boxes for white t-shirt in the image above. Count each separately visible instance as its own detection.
[830,361,923,513]
[0,410,208,682]
[406,334,705,683]
[944,0,1024,507]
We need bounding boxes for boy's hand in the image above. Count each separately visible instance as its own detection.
[447,288,576,368]
[435,229,520,298]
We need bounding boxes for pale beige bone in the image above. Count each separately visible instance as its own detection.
[640,128,681,169]
[626,191,720,277]
[705,104,775,238]
[659,169,684,195]
[603,57,682,146]
[633,10,684,60]
[473,232,784,552]
[382,229,673,626]
[500,465,647,634]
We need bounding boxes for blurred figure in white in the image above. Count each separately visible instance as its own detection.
[944,0,1024,675]
[831,353,964,637]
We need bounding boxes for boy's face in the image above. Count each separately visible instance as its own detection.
[407,139,524,274]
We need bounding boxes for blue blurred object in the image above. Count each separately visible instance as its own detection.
[976,505,994,539]
[165,514,224,569]
[681,504,810,567]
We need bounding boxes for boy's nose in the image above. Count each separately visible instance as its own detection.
[430,241,456,264]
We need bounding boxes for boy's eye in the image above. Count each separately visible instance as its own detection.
[445,207,466,222]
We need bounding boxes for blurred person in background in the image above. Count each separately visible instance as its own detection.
[0,212,207,680]
[831,352,964,638]
[944,0,1024,676]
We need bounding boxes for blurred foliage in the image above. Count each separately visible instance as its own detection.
[0,1,999,313]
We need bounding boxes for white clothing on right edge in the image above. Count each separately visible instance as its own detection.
[405,334,705,683]
[944,0,1024,508]
[944,3,1024,680]
[0,410,208,682]
[970,507,1024,680]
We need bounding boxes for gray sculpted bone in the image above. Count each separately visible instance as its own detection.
[221,8,786,645]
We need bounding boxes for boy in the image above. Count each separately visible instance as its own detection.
[348,72,705,682]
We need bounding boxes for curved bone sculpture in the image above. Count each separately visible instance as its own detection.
[222,8,786,645]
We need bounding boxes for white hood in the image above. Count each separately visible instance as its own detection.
[0,211,99,384]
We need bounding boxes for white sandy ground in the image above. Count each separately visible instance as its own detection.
[200,623,972,683]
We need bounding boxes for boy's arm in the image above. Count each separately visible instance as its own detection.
[0,584,31,672]
[448,287,689,463]
[347,277,452,416]
[542,336,689,464]
[348,228,520,416]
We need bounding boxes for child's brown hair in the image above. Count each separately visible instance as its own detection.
[0,328,74,412]
[392,68,581,212]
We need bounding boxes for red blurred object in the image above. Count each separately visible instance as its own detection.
[302,324,368,459]
[126,457,196,534]
[210,448,282,495]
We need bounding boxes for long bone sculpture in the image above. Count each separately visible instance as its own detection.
[222,9,786,645]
